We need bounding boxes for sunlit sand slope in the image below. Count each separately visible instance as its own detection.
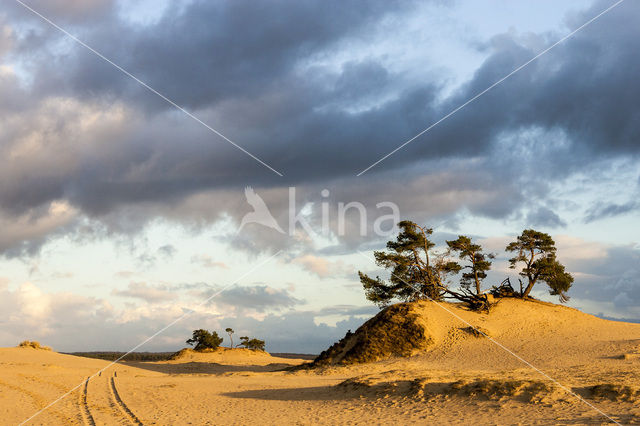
[1,299,639,424]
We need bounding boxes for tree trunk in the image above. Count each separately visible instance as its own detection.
[521,249,537,298]
[522,279,536,298]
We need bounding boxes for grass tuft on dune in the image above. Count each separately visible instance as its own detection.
[18,341,52,351]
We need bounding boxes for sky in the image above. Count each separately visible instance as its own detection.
[0,0,639,353]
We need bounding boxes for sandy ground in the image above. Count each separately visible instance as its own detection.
[1,299,640,425]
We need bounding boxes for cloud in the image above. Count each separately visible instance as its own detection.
[0,0,638,260]
[0,96,138,216]
[157,244,176,258]
[526,206,567,228]
[0,20,13,57]
[19,0,413,110]
[111,281,304,312]
[584,200,640,223]
[221,308,374,353]
[0,200,78,256]
[214,285,303,312]
[0,281,365,353]
[292,254,355,279]
[190,254,228,269]
[115,270,136,279]
[543,237,640,317]
[0,1,640,256]
[600,265,640,310]
[5,0,115,24]
[554,235,609,261]
[0,282,112,343]
[112,282,174,304]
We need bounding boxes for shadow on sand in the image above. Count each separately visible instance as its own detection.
[222,387,634,424]
[122,361,296,375]
[223,385,351,401]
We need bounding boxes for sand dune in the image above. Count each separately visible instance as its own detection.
[169,347,308,365]
[2,299,639,424]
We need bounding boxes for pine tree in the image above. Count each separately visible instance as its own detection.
[239,336,265,351]
[506,229,574,302]
[225,328,234,348]
[359,220,459,307]
[186,329,223,351]
[446,236,494,295]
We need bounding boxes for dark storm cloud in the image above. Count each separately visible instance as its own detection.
[0,0,423,216]
[377,0,640,171]
[16,0,413,110]
[554,242,640,314]
[1,0,639,254]
[215,285,303,311]
[6,0,114,23]
[113,281,302,311]
[584,174,640,222]
[526,206,567,228]
[226,307,375,353]
[177,282,303,312]
[585,200,640,223]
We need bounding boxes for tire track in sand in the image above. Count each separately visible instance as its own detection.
[108,372,143,425]
[78,377,96,426]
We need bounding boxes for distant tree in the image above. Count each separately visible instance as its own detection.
[239,336,266,351]
[506,229,574,302]
[225,328,235,348]
[186,329,223,351]
[358,220,460,307]
[446,236,495,295]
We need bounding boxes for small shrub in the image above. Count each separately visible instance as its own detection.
[313,303,433,366]
[186,329,223,351]
[18,340,52,350]
[239,336,265,351]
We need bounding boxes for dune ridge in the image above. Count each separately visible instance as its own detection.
[169,347,307,365]
[312,298,640,367]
